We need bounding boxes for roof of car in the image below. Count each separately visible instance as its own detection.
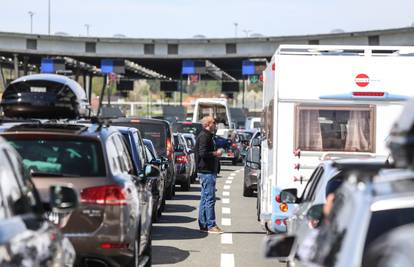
[331,157,390,171]
[0,121,119,140]
[113,117,171,126]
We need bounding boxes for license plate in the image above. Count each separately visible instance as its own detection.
[30,86,47,93]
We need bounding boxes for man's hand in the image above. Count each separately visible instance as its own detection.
[214,149,223,157]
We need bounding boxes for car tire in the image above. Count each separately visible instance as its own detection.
[143,230,152,267]
[181,178,191,191]
[243,183,254,197]
[165,182,174,200]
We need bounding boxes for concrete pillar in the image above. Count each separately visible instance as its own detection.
[85,74,91,102]
[0,64,6,90]
[13,54,19,79]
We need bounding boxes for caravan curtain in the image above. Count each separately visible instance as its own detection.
[299,110,323,151]
[345,111,370,151]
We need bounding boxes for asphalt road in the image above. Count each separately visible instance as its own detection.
[152,164,284,267]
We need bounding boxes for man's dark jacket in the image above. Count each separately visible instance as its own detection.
[195,128,219,174]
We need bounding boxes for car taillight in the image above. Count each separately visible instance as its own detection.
[275,219,281,225]
[280,203,288,212]
[80,185,127,206]
[176,155,188,164]
[275,195,281,203]
[167,137,173,160]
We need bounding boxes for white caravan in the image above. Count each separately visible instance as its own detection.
[259,44,414,233]
[192,98,233,135]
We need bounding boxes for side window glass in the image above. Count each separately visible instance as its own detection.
[306,169,325,202]
[133,132,146,165]
[145,146,154,162]
[301,167,321,201]
[0,151,31,216]
[106,136,121,175]
[114,134,134,174]
[4,149,39,213]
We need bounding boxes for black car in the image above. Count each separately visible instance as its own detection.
[0,135,77,266]
[112,117,177,200]
[173,133,193,191]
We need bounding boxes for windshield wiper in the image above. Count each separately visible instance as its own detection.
[30,171,81,177]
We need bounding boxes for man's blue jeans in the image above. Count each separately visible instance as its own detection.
[198,172,217,229]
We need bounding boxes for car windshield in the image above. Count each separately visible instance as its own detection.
[5,137,106,177]
[173,123,202,136]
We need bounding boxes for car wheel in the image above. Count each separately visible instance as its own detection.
[165,184,173,200]
[181,178,191,191]
[243,182,253,197]
[143,227,152,267]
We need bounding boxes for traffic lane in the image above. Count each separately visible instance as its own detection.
[152,163,283,267]
[219,165,283,267]
[152,174,223,267]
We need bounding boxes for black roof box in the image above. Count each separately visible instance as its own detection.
[387,97,414,168]
[1,74,89,119]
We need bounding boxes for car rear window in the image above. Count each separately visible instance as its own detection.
[173,123,202,136]
[5,137,106,177]
[133,123,167,157]
[364,208,414,250]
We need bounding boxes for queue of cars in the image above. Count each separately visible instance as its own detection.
[261,46,414,266]
[0,73,213,267]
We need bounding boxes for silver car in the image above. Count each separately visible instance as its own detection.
[266,168,414,267]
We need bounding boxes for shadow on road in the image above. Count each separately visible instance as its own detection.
[152,225,208,240]
[152,245,190,265]
[164,204,196,213]
[158,215,196,224]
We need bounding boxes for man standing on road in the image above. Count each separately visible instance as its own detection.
[195,116,223,234]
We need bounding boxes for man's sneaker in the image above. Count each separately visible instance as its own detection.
[207,226,224,234]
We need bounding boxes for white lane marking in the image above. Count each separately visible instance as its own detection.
[222,198,230,204]
[228,177,234,180]
[225,180,233,184]
[223,191,230,196]
[221,233,233,244]
[221,253,235,267]
[222,218,231,226]
[223,185,231,190]
[222,207,231,214]
[230,173,236,176]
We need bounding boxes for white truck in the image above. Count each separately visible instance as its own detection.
[259,44,414,233]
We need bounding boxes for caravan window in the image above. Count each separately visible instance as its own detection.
[295,105,375,152]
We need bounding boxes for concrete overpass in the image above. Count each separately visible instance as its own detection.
[1,26,414,80]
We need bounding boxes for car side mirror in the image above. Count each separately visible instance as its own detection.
[280,188,298,204]
[251,138,261,147]
[306,204,324,223]
[49,186,78,213]
[145,164,160,177]
[150,158,162,166]
[263,235,296,259]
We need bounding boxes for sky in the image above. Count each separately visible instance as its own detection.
[1,0,414,38]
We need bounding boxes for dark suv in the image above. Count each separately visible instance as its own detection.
[0,122,156,267]
[112,117,176,199]
[0,135,77,266]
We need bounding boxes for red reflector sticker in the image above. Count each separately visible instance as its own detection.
[352,92,385,97]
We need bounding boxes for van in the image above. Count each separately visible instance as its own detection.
[260,44,414,233]
[192,98,233,129]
